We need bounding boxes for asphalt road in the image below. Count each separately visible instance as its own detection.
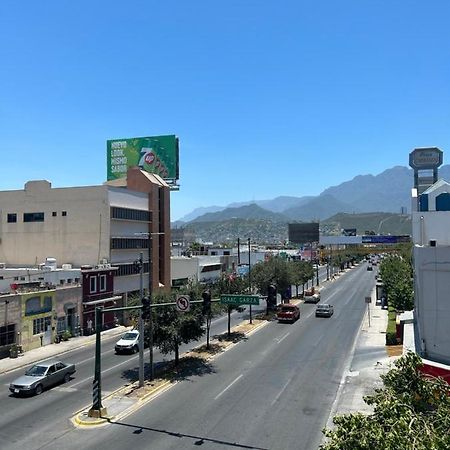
[2,262,374,450]
[0,301,267,450]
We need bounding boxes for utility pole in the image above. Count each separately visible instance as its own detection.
[138,252,144,388]
[148,233,155,381]
[248,237,252,324]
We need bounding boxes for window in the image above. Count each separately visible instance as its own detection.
[67,278,72,284]
[32,316,51,334]
[20,277,25,281]
[62,211,67,217]
[90,276,97,293]
[52,211,57,217]
[25,296,52,316]
[100,274,107,292]
[7,213,17,223]
[0,324,15,346]
[23,212,44,222]
[113,262,149,277]
[111,207,151,222]
[74,277,80,283]
[111,237,149,249]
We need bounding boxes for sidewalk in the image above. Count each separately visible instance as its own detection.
[0,326,128,375]
[327,289,397,424]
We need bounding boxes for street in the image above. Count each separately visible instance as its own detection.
[0,263,374,450]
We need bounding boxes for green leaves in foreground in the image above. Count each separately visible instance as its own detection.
[320,352,450,450]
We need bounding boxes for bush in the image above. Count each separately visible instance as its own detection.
[61,330,72,341]
[386,306,398,345]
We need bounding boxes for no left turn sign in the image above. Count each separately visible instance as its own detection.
[176,295,190,312]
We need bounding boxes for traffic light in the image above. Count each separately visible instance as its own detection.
[202,289,212,315]
[142,296,151,320]
[267,283,277,311]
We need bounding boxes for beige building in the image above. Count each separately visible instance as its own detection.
[0,168,171,296]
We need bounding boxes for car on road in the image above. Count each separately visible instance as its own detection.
[276,304,300,323]
[304,292,321,304]
[9,360,76,396]
[367,265,373,271]
[115,330,140,354]
[315,304,334,318]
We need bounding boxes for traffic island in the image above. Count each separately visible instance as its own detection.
[71,316,271,428]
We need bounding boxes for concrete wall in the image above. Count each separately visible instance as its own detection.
[0,181,110,267]
[413,245,450,364]
[412,211,450,246]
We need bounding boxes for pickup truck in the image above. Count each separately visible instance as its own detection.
[276,304,300,323]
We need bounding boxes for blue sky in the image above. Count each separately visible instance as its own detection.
[1,1,450,221]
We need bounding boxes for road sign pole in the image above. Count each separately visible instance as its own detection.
[88,307,107,418]
[138,253,144,388]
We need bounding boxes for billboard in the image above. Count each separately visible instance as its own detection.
[107,135,179,182]
[409,147,443,170]
[361,235,411,244]
[288,223,320,244]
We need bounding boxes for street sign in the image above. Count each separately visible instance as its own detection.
[176,295,190,312]
[220,294,260,306]
[365,297,372,304]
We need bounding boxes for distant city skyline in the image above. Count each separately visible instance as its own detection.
[1,1,449,221]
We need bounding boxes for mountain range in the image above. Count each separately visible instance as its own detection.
[175,165,450,224]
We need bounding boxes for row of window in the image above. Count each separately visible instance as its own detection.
[0,276,80,284]
[114,262,149,277]
[111,238,149,250]
[111,207,151,222]
[7,211,67,223]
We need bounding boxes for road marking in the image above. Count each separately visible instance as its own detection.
[276,332,290,344]
[271,376,293,406]
[70,355,140,388]
[214,374,243,400]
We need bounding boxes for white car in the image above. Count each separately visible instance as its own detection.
[115,330,140,354]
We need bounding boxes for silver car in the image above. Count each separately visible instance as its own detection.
[9,360,76,396]
[315,304,334,318]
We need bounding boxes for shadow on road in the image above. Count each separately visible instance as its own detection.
[212,331,247,343]
[107,419,269,449]
[121,356,216,384]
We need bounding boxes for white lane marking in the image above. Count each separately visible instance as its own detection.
[271,376,293,406]
[214,374,243,400]
[70,355,139,388]
[276,332,290,344]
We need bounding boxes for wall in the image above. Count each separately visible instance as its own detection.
[0,181,110,267]
[412,211,450,246]
[413,246,450,364]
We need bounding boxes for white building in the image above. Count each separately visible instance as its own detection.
[0,168,171,296]
[411,180,450,365]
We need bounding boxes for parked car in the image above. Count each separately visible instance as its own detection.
[115,330,140,354]
[315,304,334,318]
[276,304,300,323]
[9,360,75,396]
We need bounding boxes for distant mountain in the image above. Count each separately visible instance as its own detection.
[322,212,412,236]
[177,164,450,226]
[283,194,357,221]
[228,196,315,213]
[190,203,289,223]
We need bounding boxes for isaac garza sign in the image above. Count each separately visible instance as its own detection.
[409,147,443,170]
[220,295,260,306]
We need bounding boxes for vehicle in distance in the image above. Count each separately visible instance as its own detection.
[277,304,300,323]
[115,330,140,354]
[9,360,75,396]
[367,265,373,271]
[315,304,334,318]
[304,292,321,304]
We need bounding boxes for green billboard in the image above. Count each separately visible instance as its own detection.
[107,135,179,182]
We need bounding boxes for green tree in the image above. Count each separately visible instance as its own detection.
[321,352,450,450]
[251,256,292,298]
[379,254,414,311]
[150,293,205,366]
[289,260,314,296]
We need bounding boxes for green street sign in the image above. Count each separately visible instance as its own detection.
[220,294,260,306]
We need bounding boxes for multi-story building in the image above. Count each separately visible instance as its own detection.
[0,167,171,297]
